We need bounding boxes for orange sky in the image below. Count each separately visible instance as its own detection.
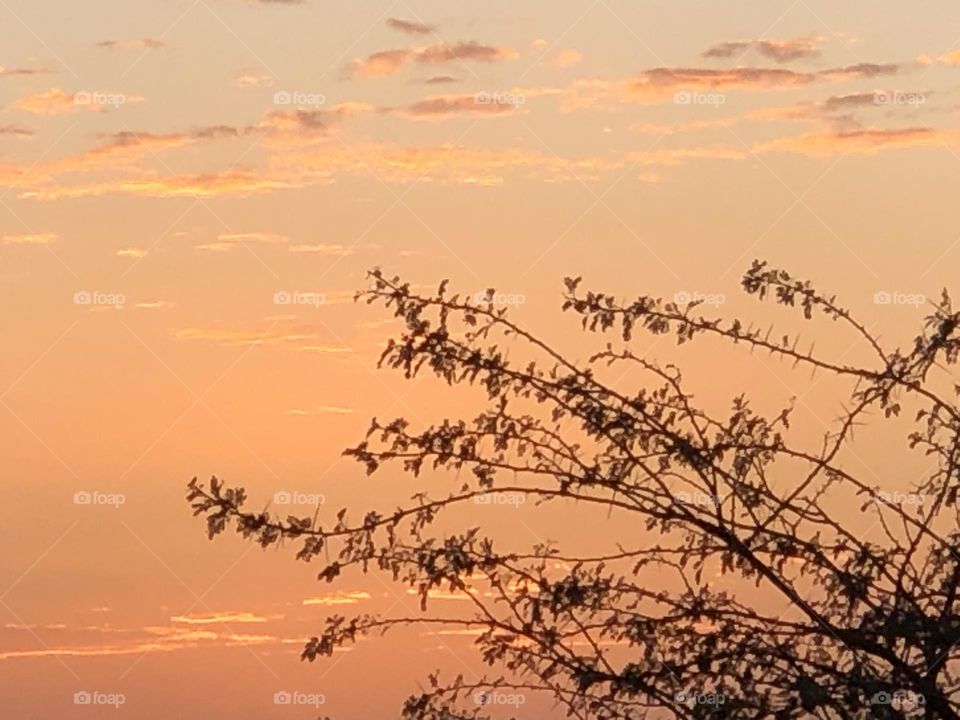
[2,0,959,717]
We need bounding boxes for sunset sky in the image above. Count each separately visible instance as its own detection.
[2,0,959,717]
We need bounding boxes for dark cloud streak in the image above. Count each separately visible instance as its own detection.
[387,18,436,35]
[703,36,823,63]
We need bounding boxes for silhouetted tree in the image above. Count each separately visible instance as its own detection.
[188,261,960,719]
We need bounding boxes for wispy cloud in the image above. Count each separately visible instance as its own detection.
[628,145,747,166]
[386,18,436,36]
[0,90,647,199]
[756,127,950,157]
[303,591,370,606]
[171,611,273,625]
[1,233,57,245]
[0,65,48,78]
[14,88,87,115]
[286,405,356,416]
[22,171,292,200]
[819,62,900,80]
[344,41,517,79]
[630,121,675,135]
[562,61,905,107]
[343,49,411,79]
[744,88,932,133]
[417,41,517,64]
[96,37,166,51]
[233,72,273,88]
[133,300,176,310]
[257,103,374,138]
[196,232,288,252]
[703,35,824,63]
[391,93,521,119]
[939,49,960,65]
[0,124,34,137]
[0,618,288,661]
[550,49,583,69]
[267,141,620,187]
[176,325,352,353]
[288,243,354,255]
[630,67,815,99]
[13,88,146,115]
